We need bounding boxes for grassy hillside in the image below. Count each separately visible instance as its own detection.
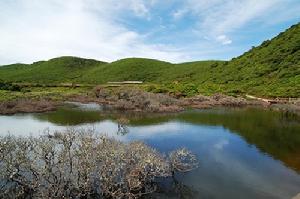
[207,23,300,97]
[80,58,174,83]
[0,56,106,84]
[0,23,299,97]
[81,58,221,84]
[0,56,220,86]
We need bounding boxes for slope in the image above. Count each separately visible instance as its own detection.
[206,23,300,97]
[0,56,107,84]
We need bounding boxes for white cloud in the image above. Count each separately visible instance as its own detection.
[216,35,232,45]
[182,0,281,33]
[0,0,186,64]
[130,0,150,18]
[178,0,289,44]
[172,8,188,20]
[0,0,299,64]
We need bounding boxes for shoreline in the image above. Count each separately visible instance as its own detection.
[0,99,59,115]
[1,88,299,115]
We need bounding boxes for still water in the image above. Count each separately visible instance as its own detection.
[0,103,300,199]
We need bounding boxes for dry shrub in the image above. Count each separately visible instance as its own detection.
[0,129,198,199]
[0,99,57,115]
[94,87,183,112]
[116,118,130,135]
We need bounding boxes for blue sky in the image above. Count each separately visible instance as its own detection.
[0,0,299,64]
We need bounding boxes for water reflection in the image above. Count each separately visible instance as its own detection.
[0,105,300,198]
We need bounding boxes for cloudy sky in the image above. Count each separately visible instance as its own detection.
[0,0,299,65]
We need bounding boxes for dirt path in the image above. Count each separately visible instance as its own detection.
[246,94,299,104]
[246,95,272,103]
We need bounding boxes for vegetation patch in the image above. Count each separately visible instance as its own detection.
[0,129,198,198]
[0,80,22,92]
[0,99,58,115]
[0,86,90,103]
[94,86,184,112]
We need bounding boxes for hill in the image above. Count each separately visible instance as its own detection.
[207,23,300,97]
[0,56,221,86]
[0,56,106,84]
[80,58,221,84]
[0,23,299,97]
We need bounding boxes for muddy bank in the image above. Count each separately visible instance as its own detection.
[0,99,59,115]
[89,87,270,112]
[91,88,300,113]
[1,87,299,114]
[184,93,269,109]
[270,103,300,114]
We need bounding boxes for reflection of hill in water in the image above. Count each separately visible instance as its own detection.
[130,108,300,173]
[35,107,300,173]
[34,108,105,126]
[34,107,174,126]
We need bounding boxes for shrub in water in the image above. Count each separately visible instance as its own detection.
[0,129,198,198]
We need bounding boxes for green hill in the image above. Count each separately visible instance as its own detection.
[81,58,221,84]
[0,56,106,84]
[207,23,300,97]
[0,23,299,97]
[80,58,174,83]
[0,56,220,86]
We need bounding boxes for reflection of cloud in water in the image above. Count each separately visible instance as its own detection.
[207,139,299,199]
[78,120,120,138]
[0,115,118,137]
[214,139,229,150]
[128,122,183,137]
[0,114,63,136]
[65,102,103,111]
[74,122,187,142]
[126,122,224,141]
[0,115,193,142]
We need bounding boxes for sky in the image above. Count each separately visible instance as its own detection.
[0,0,299,65]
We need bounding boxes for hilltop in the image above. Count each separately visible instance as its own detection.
[0,23,299,97]
[0,56,106,83]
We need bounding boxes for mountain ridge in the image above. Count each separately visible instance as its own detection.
[0,23,299,97]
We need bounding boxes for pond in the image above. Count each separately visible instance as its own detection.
[0,103,300,199]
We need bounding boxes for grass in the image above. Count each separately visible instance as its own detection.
[0,87,89,102]
[0,23,299,97]
[0,56,106,84]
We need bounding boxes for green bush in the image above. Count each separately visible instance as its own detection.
[0,81,21,91]
[180,83,199,97]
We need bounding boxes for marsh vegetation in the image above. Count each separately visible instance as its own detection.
[0,129,198,199]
